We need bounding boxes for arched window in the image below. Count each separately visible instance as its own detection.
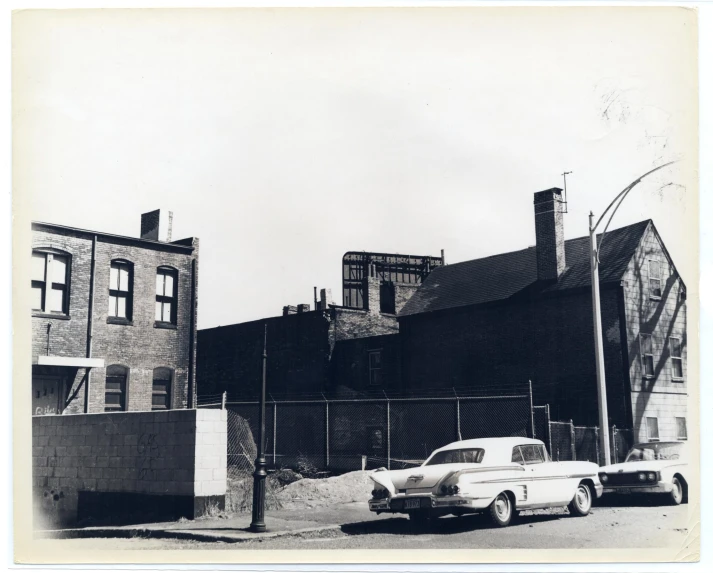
[105,365,128,412]
[31,249,71,315]
[152,367,173,410]
[108,259,133,322]
[155,266,178,325]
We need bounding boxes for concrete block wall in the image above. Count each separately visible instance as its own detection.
[32,408,226,528]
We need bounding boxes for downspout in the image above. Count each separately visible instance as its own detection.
[84,235,97,413]
[617,281,634,430]
[188,245,198,409]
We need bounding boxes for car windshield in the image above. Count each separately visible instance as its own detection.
[625,443,683,462]
[424,448,485,466]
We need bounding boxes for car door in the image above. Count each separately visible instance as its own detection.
[515,444,554,506]
[525,444,574,505]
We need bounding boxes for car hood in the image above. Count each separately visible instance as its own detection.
[600,460,686,473]
[371,463,479,490]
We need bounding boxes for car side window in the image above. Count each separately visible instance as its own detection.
[511,447,525,464]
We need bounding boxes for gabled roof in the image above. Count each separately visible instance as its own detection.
[399,220,652,317]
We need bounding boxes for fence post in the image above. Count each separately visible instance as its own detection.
[221,391,226,410]
[611,425,617,463]
[570,420,576,460]
[594,426,600,466]
[454,388,462,441]
[324,398,329,470]
[272,402,277,468]
[528,380,535,439]
[386,397,391,471]
[545,404,552,459]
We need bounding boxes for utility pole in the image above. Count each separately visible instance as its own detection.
[250,323,268,533]
[588,160,678,465]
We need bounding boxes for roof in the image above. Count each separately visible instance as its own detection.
[399,220,652,316]
[436,437,543,452]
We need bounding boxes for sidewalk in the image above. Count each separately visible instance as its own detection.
[35,502,395,544]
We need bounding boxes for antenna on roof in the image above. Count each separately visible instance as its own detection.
[560,171,572,213]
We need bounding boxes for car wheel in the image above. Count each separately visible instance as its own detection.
[489,493,513,527]
[568,483,592,517]
[669,478,683,505]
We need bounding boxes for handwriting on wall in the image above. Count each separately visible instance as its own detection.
[35,406,56,416]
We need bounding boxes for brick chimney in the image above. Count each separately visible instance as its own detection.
[533,188,565,281]
[319,288,333,310]
[141,209,173,242]
[363,262,382,314]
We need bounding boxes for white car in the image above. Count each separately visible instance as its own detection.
[368,437,603,527]
[598,441,689,505]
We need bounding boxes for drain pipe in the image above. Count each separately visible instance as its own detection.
[84,235,97,413]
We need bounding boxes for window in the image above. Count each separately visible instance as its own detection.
[31,250,69,314]
[368,350,382,386]
[155,267,177,324]
[425,448,485,465]
[108,260,133,321]
[646,417,660,442]
[649,260,662,298]
[151,367,173,410]
[511,447,525,464]
[669,337,683,380]
[640,333,654,377]
[676,417,687,440]
[105,365,128,412]
[512,444,546,465]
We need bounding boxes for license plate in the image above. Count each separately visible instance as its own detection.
[404,498,422,510]
[617,488,632,494]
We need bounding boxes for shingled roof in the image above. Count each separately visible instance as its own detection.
[399,219,652,317]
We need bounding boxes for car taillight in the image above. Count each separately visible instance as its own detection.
[372,489,388,499]
[440,485,448,495]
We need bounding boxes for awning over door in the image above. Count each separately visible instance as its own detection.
[37,356,105,368]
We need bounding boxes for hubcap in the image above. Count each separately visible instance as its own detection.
[576,486,590,510]
[495,495,510,519]
[673,482,682,502]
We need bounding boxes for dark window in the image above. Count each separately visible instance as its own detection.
[155,267,177,324]
[669,337,683,379]
[514,444,546,464]
[108,260,133,320]
[105,365,128,412]
[32,251,69,314]
[368,350,382,386]
[646,417,660,442]
[649,260,662,298]
[151,367,172,410]
[640,333,654,377]
[676,417,687,440]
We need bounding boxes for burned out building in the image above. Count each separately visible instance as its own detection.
[31,210,199,415]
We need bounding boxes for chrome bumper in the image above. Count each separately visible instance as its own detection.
[369,495,482,512]
[603,482,672,494]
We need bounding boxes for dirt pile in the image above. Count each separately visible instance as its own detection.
[275,470,374,508]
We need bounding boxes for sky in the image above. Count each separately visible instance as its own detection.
[13,7,698,330]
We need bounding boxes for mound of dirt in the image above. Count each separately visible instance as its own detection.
[274,470,374,508]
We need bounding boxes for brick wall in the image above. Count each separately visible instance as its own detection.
[620,223,688,442]
[31,224,198,414]
[32,409,226,527]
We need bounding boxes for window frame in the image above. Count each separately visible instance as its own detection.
[31,249,71,316]
[512,444,547,465]
[675,417,688,441]
[104,365,128,412]
[669,336,684,381]
[155,266,178,327]
[648,259,663,299]
[151,367,173,411]
[368,349,382,386]
[107,259,134,324]
[646,416,660,442]
[640,333,655,378]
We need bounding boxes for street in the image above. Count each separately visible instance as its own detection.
[33,499,694,553]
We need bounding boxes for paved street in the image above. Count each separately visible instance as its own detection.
[34,498,694,553]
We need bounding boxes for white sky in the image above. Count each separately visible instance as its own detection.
[13,7,698,329]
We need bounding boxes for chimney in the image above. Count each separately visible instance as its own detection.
[319,288,333,310]
[283,305,298,316]
[141,209,173,242]
[533,188,566,281]
[297,303,310,313]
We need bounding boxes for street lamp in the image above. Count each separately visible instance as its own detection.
[249,323,268,532]
[589,161,677,465]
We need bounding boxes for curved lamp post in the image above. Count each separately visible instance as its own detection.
[589,160,677,465]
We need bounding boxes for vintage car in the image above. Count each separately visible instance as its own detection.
[368,437,602,527]
[598,441,689,505]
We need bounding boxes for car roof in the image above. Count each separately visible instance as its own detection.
[434,437,543,453]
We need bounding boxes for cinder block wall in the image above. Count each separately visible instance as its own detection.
[32,409,226,528]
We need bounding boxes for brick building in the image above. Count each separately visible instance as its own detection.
[31,210,199,415]
[398,188,688,443]
[196,251,443,398]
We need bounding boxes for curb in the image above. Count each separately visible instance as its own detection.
[36,523,343,544]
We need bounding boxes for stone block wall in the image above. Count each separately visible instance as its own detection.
[32,408,226,528]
